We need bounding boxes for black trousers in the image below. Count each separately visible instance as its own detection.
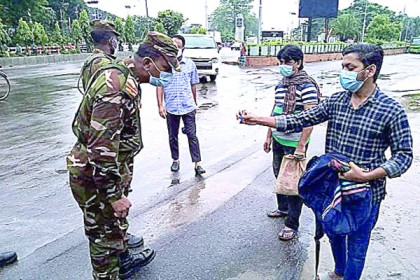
[272,139,305,231]
[166,110,201,163]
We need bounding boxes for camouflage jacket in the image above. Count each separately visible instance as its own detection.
[79,48,115,93]
[68,62,143,203]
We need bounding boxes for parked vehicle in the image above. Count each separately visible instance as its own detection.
[182,34,220,82]
[230,42,241,50]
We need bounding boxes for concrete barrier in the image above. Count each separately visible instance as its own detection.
[0,51,133,68]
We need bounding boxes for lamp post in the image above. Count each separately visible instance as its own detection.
[361,0,368,42]
[257,0,262,44]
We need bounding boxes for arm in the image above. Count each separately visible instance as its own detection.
[295,104,317,154]
[343,109,413,182]
[156,86,166,118]
[191,84,197,104]
[239,98,330,130]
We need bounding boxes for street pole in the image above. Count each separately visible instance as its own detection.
[361,0,368,42]
[145,0,149,18]
[307,18,312,42]
[324,18,329,43]
[205,0,208,30]
[257,0,262,44]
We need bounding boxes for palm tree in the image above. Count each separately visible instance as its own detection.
[332,13,361,41]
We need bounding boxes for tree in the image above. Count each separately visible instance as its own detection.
[70,19,83,46]
[114,17,126,43]
[79,9,91,46]
[0,19,11,55]
[366,14,402,42]
[157,10,184,36]
[50,21,63,45]
[33,22,49,45]
[210,0,254,41]
[154,22,167,34]
[190,26,207,34]
[331,13,361,41]
[124,16,136,50]
[14,18,34,46]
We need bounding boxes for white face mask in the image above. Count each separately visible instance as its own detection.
[177,48,184,58]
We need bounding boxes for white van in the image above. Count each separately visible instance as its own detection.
[182,34,220,82]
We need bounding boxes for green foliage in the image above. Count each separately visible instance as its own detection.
[366,15,402,42]
[190,26,207,34]
[0,19,11,51]
[50,21,63,45]
[70,19,83,46]
[33,22,49,45]
[114,17,126,43]
[124,16,136,45]
[154,22,167,34]
[157,10,184,36]
[210,0,254,41]
[331,13,361,41]
[15,18,34,46]
[79,9,91,46]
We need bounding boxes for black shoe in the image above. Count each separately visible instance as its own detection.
[0,251,17,267]
[171,161,180,172]
[127,233,144,249]
[195,165,206,175]
[119,248,156,279]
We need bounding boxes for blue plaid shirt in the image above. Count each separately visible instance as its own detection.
[163,56,199,115]
[275,87,413,202]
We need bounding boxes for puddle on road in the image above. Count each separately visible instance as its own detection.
[401,93,420,112]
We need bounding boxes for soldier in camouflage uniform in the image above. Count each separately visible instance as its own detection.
[78,19,145,250]
[67,32,181,279]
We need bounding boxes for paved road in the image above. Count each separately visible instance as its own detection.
[0,51,419,279]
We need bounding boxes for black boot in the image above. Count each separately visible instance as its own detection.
[127,233,144,249]
[0,251,17,267]
[119,248,156,279]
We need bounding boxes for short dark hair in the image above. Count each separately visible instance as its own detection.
[277,45,304,70]
[91,31,114,44]
[342,43,384,82]
[172,35,185,47]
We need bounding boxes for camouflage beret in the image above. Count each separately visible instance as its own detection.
[90,19,120,36]
[141,31,181,72]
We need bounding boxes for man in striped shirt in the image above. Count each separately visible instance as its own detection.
[239,44,413,280]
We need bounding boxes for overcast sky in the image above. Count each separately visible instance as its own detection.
[93,0,420,30]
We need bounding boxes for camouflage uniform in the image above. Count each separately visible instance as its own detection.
[67,62,142,279]
[67,31,180,279]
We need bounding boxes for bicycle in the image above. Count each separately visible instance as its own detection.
[0,70,11,101]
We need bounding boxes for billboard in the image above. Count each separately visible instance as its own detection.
[299,0,339,18]
[262,31,284,38]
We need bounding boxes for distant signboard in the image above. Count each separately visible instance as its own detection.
[262,31,284,38]
[299,0,338,18]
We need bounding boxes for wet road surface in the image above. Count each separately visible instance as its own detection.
[0,50,419,279]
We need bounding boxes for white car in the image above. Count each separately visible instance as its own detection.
[230,42,241,51]
[182,34,220,82]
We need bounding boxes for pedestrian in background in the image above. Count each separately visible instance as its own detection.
[156,34,206,175]
[239,41,247,67]
[67,32,180,279]
[264,45,320,241]
[238,43,413,280]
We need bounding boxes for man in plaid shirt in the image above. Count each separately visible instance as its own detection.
[238,44,413,279]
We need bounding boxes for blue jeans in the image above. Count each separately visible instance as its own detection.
[327,201,381,279]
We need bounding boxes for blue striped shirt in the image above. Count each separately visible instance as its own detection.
[163,56,199,115]
[275,88,413,202]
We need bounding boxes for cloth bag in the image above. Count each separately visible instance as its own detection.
[275,154,307,196]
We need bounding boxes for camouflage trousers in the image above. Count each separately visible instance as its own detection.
[69,159,134,280]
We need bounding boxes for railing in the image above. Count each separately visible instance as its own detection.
[247,42,408,57]
[6,45,88,56]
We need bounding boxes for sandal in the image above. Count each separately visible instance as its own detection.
[267,209,288,218]
[278,227,297,241]
[318,271,343,280]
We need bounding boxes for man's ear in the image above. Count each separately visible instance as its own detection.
[142,57,152,72]
[367,64,376,79]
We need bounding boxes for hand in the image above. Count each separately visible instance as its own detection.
[294,145,306,156]
[340,162,369,182]
[158,105,167,119]
[236,110,257,125]
[111,196,132,218]
[263,137,272,153]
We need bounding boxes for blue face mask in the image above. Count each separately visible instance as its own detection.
[147,58,174,87]
[279,65,295,77]
[339,70,367,92]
